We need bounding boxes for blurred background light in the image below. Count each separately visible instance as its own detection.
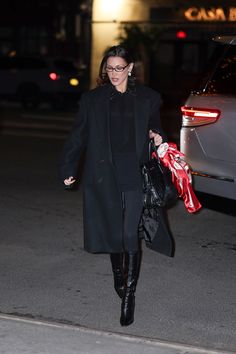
[69,78,79,86]
[176,30,187,39]
[95,0,123,21]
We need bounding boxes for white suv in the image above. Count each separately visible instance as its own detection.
[0,56,86,109]
[180,35,236,200]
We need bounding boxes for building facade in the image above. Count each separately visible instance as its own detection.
[0,1,235,95]
[91,0,236,96]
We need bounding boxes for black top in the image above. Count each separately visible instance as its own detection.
[110,89,141,191]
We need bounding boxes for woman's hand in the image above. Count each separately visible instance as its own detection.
[149,130,163,146]
[64,176,76,186]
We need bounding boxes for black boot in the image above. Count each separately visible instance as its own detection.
[110,253,125,299]
[120,251,141,326]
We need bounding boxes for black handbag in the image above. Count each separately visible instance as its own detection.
[138,207,174,257]
[141,140,177,208]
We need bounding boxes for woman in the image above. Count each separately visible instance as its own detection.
[60,45,165,326]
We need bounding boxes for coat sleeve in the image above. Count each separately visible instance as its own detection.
[59,93,88,181]
[148,92,167,142]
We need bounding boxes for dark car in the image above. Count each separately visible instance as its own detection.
[180,35,236,200]
[0,56,86,109]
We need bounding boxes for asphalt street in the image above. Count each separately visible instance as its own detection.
[0,135,236,353]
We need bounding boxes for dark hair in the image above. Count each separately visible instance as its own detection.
[97,45,135,86]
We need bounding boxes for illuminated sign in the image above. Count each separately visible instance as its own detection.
[185,7,236,21]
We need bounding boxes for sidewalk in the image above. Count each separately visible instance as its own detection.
[0,314,233,354]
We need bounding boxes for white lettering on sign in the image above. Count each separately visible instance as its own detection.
[184,7,236,21]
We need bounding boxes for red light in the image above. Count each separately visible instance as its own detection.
[176,30,187,39]
[49,72,59,80]
[181,106,221,127]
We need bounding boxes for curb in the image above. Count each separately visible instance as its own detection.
[0,313,234,354]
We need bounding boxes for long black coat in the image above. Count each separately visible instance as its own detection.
[60,83,173,254]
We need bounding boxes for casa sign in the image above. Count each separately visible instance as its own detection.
[185,7,236,21]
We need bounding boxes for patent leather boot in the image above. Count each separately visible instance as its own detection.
[120,251,141,326]
[110,253,125,299]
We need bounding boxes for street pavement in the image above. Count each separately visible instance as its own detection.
[0,135,236,353]
[0,101,180,142]
[0,102,74,139]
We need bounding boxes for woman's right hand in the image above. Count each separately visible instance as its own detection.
[64,176,76,186]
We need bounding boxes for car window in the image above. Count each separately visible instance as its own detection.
[0,57,12,70]
[0,57,47,70]
[204,46,236,95]
[12,57,47,69]
[53,59,77,73]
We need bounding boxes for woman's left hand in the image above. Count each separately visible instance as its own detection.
[149,130,163,146]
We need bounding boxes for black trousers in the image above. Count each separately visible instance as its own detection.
[121,190,143,252]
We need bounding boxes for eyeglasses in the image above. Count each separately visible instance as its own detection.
[105,64,129,72]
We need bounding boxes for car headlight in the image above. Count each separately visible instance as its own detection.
[69,78,79,86]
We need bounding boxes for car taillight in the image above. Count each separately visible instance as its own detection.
[49,72,60,81]
[181,106,221,127]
